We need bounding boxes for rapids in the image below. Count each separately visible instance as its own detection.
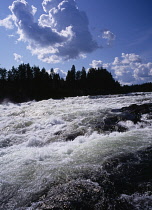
[0,92,152,209]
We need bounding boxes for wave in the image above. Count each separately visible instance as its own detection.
[0,92,152,209]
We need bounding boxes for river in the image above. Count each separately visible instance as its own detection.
[0,92,152,209]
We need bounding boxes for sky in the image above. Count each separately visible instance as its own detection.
[0,0,152,85]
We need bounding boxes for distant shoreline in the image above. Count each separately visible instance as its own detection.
[0,63,152,103]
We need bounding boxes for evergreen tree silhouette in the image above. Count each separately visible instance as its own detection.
[1,62,151,103]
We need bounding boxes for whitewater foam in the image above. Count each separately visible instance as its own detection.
[0,92,152,209]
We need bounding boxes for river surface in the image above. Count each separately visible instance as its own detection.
[0,92,152,209]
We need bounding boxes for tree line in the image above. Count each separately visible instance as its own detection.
[0,63,151,103]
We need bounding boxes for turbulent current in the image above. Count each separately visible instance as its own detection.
[0,92,152,209]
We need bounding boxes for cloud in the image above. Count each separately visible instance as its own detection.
[110,53,152,85]
[91,53,152,85]
[13,53,23,62]
[89,59,110,70]
[8,34,15,37]
[31,5,37,15]
[0,15,14,29]
[133,62,152,81]
[9,0,69,45]
[1,0,98,63]
[102,30,116,45]
[54,68,67,79]
[89,60,103,69]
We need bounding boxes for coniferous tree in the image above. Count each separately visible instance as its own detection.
[4,62,151,103]
[66,65,76,87]
[80,67,87,89]
[0,68,7,81]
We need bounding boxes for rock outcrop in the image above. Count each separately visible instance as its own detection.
[95,103,152,133]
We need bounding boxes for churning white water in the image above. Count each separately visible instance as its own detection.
[0,92,152,209]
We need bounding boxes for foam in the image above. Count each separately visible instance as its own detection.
[0,92,152,208]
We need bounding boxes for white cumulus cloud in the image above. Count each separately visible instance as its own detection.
[13,53,23,62]
[111,53,152,85]
[90,54,152,85]
[89,60,103,69]
[102,30,116,46]
[54,68,67,79]
[89,59,110,70]
[0,15,14,29]
[1,0,98,64]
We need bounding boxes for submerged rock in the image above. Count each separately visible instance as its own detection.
[28,147,152,210]
[55,103,152,142]
[65,131,84,141]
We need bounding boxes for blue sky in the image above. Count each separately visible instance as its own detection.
[0,0,152,84]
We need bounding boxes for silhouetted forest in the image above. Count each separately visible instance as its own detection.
[0,63,151,103]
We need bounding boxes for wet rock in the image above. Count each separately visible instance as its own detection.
[54,130,62,135]
[95,116,127,133]
[65,131,84,141]
[0,182,20,210]
[102,146,152,195]
[25,147,152,210]
[95,103,152,133]
[0,139,12,148]
[35,180,102,210]
[120,103,152,123]
[103,116,127,132]
[30,179,134,210]
[120,103,152,115]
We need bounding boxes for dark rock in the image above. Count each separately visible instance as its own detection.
[102,146,152,195]
[0,139,12,148]
[30,180,102,210]
[95,116,127,133]
[54,131,62,135]
[28,147,152,209]
[31,179,134,210]
[65,131,84,141]
[103,116,127,132]
[120,103,152,115]
[120,103,152,123]
[95,103,152,133]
